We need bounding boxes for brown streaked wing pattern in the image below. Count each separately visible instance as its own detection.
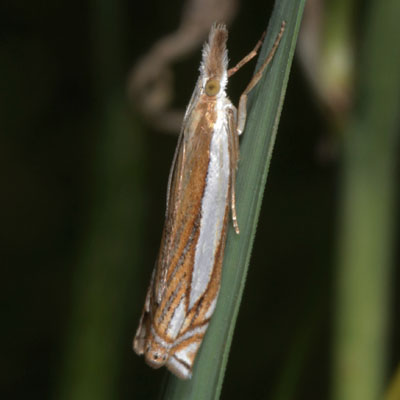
[155,95,213,302]
[150,97,218,340]
[154,124,186,303]
[166,205,230,378]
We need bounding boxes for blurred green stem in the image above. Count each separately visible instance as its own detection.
[271,285,325,400]
[55,1,146,399]
[333,0,400,399]
[320,0,355,121]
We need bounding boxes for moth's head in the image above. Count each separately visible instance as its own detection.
[200,23,228,97]
[144,338,169,368]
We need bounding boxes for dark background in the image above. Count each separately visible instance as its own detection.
[1,1,397,399]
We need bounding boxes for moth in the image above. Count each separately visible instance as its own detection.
[133,21,285,379]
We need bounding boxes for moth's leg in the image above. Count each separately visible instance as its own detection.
[228,105,240,234]
[227,32,266,78]
[236,21,285,135]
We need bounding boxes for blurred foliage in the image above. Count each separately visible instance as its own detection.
[1,0,398,400]
[333,0,400,399]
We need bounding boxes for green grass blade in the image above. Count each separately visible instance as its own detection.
[160,1,305,399]
[333,0,400,399]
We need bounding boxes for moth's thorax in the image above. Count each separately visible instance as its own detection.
[198,92,228,111]
[186,92,227,136]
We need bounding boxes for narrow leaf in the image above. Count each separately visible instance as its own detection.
[160,1,306,399]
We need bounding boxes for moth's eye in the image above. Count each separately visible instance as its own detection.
[205,79,220,96]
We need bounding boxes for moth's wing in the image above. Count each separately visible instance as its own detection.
[165,167,231,379]
[164,124,186,221]
[166,345,198,379]
[165,322,209,379]
[134,115,189,343]
[153,126,186,303]
[133,267,156,354]
[164,80,201,221]
[153,84,201,302]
